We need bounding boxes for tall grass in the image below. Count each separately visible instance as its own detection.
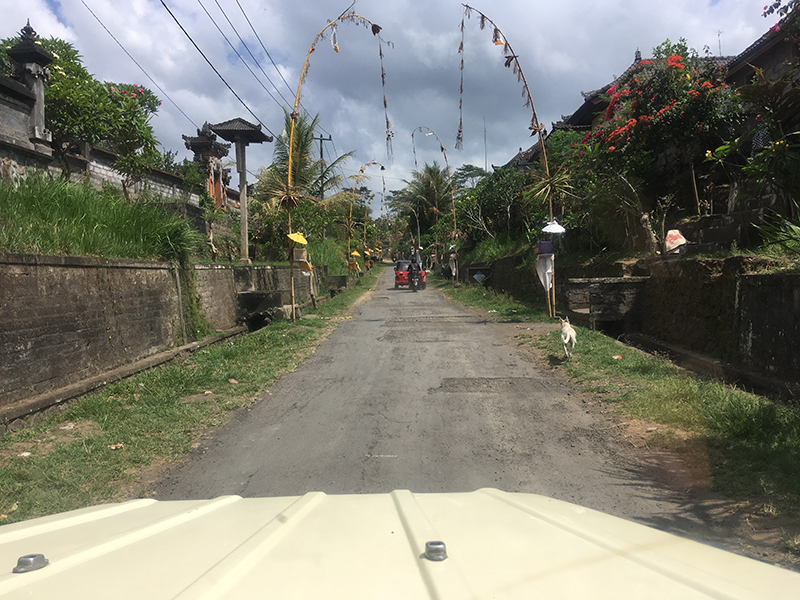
[462,233,530,264]
[307,237,349,275]
[0,176,202,262]
[537,326,800,502]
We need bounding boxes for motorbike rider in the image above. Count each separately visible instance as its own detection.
[408,256,421,288]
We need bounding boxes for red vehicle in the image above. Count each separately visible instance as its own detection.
[394,259,426,289]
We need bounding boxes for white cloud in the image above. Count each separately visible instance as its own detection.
[3,0,779,198]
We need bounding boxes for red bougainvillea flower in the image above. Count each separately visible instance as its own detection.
[666,54,685,70]
[609,146,616,151]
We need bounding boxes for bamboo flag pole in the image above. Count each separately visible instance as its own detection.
[460,5,557,314]
[286,12,388,319]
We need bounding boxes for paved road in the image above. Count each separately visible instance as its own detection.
[154,266,702,529]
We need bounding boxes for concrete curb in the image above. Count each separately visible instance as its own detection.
[626,333,799,398]
[1,326,247,433]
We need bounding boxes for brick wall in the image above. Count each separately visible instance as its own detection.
[1,255,329,412]
[1,254,180,407]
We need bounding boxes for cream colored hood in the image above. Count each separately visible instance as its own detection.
[1,489,798,599]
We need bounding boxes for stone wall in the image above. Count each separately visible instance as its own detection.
[640,258,738,361]
[193,265,239,331]
[0,254,180,407]
[0,73,54,185]
[1,255,326,414]
[0,73,52,160]
[736,272,800,379]
[464,254,798,387]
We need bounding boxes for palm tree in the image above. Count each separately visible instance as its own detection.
[394,162,450,235]
[254,110,352,225]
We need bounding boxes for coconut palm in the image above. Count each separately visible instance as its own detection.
[255,110,353,220]
[391,162,450,236]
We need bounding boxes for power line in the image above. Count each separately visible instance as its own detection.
[159,0,275,137]
[233,0,296,100]
[195,0,286,112]
[233,0,334,140]
[79,0,199,129]
[212,0,293,108]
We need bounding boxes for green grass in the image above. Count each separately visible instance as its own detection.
[432,275,550,322]
[534,326,800,505]
[461,233,530,265]
[433,277,800,509]
[0,267,382,524]
[0,176,202,261]
[308,237,350,276]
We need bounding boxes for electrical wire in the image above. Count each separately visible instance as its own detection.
[79,0,199,129]
[159,0,275,137]
[233,0,334,140]
[212,0,293,108]
[195,0,285,113]
[233,0,295,100]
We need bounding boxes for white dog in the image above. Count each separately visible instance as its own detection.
[559,316,577,359]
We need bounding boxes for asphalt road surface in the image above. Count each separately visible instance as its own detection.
[154,266,710,532]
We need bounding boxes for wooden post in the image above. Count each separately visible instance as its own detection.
[550,257,556,318]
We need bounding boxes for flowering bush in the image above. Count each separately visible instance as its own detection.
[559,39,743,251]
[106,82,161,116]
[588,39,740,170]
[0,35,162,191]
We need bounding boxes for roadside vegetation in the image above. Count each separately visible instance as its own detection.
[0,176,202,262]
[0,266,383,525]
[434,276,800,540]
[386,27,800,271]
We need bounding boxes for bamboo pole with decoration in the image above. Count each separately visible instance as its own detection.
[459,5,557,313]
[286,13,392,319]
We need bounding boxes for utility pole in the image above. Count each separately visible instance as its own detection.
[313,134,333,198]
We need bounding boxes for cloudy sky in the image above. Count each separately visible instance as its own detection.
[5,0,778,214]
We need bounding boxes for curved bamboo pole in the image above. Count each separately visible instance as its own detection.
[412,126,458,283]
[460,5,551,209]
[461,4,555,312]
[286,13,386,319]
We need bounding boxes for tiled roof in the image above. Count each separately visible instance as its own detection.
[210,118,273,143]
[725,15,792,75]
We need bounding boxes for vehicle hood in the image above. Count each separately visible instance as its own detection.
[1,489,798,599]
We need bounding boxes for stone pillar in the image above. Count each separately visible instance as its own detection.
[236,140,250,264]
[7,21,53,145]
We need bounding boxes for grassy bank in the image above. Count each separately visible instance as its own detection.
[0,176,201,261]
[433,277,550,322]
[434,276,800,515]
[0,266,383,524]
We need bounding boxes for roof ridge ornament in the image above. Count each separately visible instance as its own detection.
[21,20,37,41]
